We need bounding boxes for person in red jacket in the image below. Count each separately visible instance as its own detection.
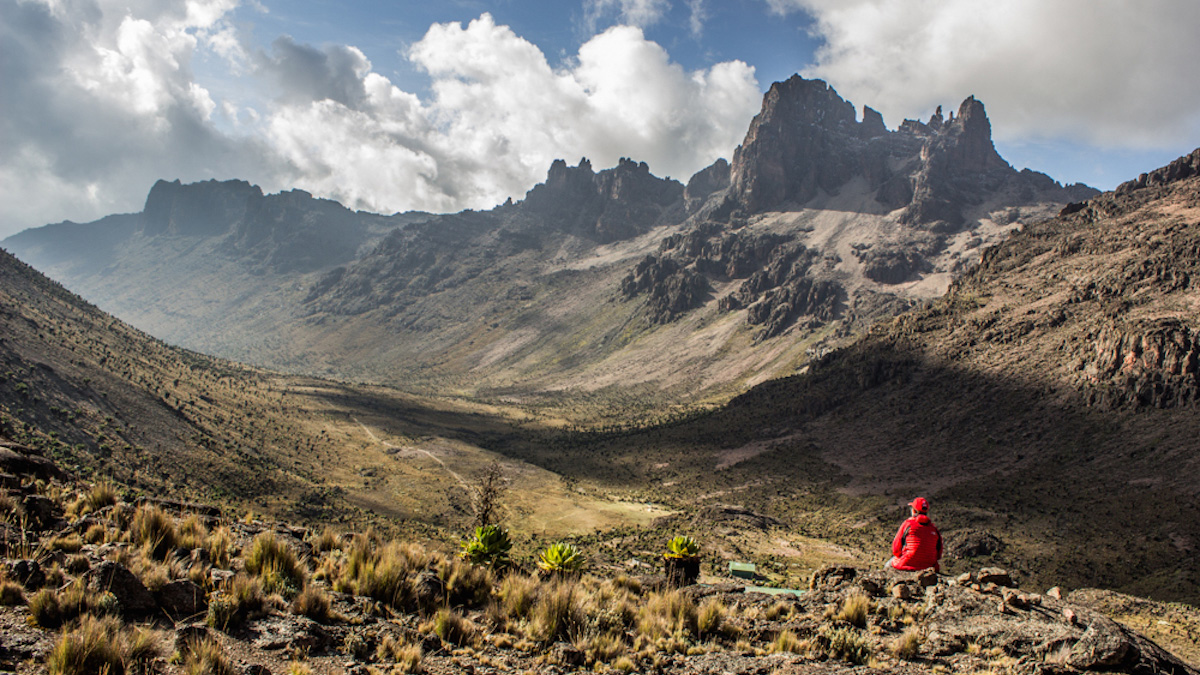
[888,497,942,572]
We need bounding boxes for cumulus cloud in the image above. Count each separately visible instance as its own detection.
[1,3,759,236]
[785,0,1200,149]
[0,0,280,236]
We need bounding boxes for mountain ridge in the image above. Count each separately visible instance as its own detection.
[4,75,1097,406]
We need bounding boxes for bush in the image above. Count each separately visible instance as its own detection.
[28,589,63,628]
[244,532,305,598]
[442,557,493,608]
[820,625,872,665]
[130,504,177,560]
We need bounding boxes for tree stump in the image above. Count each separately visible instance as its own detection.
[665,555,700,587]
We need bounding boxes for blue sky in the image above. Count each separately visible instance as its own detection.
[2,0,1199,238]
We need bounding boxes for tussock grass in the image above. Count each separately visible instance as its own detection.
[770,630,808,654]
[244,532,306,598]
[696,597,726,637]
[0,580,25,606]
[46,614,158,675]
[291,585,332,622]
[892,626,922,660]
[130,504,177,560]
[498,573,539,620]
[636,590,697,641]
[377,635,422,672]
[528,580,582,643]
[432,607,476,646]
[207,574,268,630]
[181,637,237,675]
[835,592,871,628]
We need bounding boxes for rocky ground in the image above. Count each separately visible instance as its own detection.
[1,438,1196,675]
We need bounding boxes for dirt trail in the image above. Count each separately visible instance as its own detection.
[353,417,470,491]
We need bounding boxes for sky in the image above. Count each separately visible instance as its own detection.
[2,0,1199,239]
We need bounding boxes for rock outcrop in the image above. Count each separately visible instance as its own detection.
[522,157,684,243]
[691,75,1096,231]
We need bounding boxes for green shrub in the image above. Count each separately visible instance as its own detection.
[460,524,512,568]
[244,532,305,598]
[537,542,585,575]
[820,625,872,665]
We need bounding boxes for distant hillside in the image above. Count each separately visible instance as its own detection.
[537,148,1200,604]
[4,76,1095,406]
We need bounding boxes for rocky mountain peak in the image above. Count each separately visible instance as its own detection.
[1117,146,1200,193]
[521,157,683,243]
[141,178,262,237]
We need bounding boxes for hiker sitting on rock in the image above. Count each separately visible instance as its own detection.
[888,497,942,572]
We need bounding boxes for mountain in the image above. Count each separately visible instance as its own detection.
[3,76,1096,405]
[560,147,1200,604]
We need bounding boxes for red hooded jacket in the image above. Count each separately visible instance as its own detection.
[891,514,942,571]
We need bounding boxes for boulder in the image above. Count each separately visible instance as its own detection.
[88,561,156,616]
[157,579,208,620]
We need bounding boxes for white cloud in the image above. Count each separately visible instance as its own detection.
[584,0,672,30]
[0,3,759,237]
[790,0,1200,150]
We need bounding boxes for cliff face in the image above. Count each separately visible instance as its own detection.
[521,157,684,243]
[698,75,1095,232]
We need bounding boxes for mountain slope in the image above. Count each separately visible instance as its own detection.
[538,148,1200,603]
[4,76,1095,406]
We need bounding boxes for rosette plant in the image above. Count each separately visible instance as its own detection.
[536,542,585,576]
[460,524,512,568]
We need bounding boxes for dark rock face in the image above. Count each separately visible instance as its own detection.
[1118,147,1200,193]
[522,157,684,243]
[700,75,1097,231]
[1082,321,1200,408]
[88,561,157,617]
[141,179,385,274]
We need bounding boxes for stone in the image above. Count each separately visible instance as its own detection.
[174,624,210,654]
[9,560,45,589]
[157,579,208,620]
[89,561,157,616]
[916,569,939,587]
[955,572,973,585]
[978,568,1014,587]
[1047,586,1064,600]
[892,583,914,600]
